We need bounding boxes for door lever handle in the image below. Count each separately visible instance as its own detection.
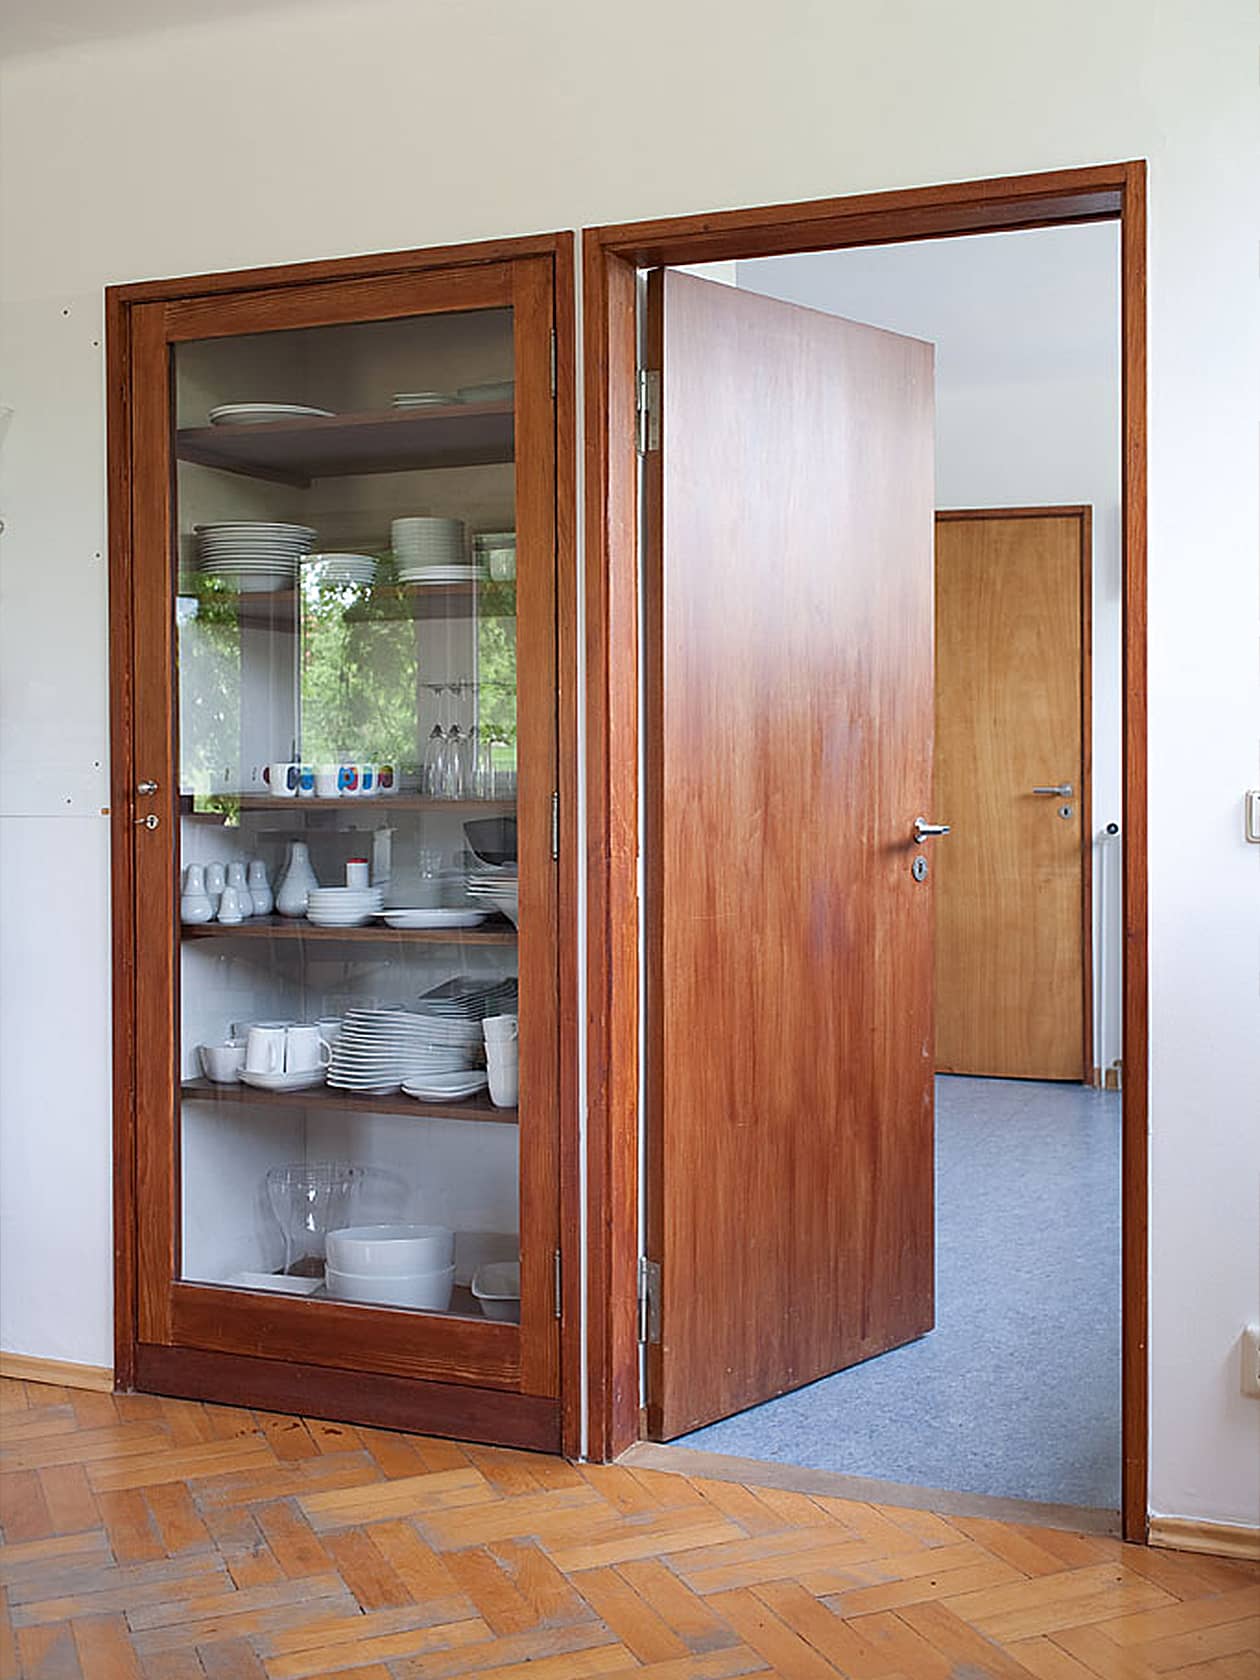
[913,818,951,843]
[1031,783,1073,797]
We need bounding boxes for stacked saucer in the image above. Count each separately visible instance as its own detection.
[306,886,383,928]
[392,391,457,409]
[304,552,377,587]
[416,975,519,1021]
[391,517,484,585]
[327,1009,479,1095]
[402,1069,489,1103]
[466,866,519,928]
[194,522,317,593]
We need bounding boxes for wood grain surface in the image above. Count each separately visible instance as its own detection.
[934,509,1092,1080]
[3,1373,1254,1678]
[643,270,937,1438]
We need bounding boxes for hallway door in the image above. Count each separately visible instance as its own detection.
[643,269,938,1439]
[934,507,1092,1081]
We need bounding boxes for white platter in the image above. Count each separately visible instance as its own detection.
[375,908,489,929]
[209,404,334,425]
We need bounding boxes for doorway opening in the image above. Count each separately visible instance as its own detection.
[583,165,1148,1541]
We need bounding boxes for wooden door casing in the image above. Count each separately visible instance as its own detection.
[111,240,575,1445]
[934,508,1092,1082]
[644,270,937,1440]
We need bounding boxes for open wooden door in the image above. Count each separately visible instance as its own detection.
[643,269,938,1439]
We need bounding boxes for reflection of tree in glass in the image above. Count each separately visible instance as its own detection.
[477,581,518,771]
[178,583,242,801]
[300,556,419,765]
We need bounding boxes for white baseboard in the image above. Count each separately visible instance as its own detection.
[0,1352,114,1393]
[1148,1515,1260,1562]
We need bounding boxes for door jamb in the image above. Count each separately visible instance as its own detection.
[935,504,1095,1084]
[582,162,1148,1543]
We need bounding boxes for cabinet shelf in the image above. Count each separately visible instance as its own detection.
[176,401,514,487]
[181,913,516,945]
[183,1077,517,1126]
[181,795,515,819]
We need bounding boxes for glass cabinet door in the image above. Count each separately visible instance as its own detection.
[127,260,559,1401]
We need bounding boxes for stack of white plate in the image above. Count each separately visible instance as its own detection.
[391,517,484,586]
[466,867,519,928]
[402,1069,489,1103]
[392,391,457,409]
[209,403,333,426]
[416,975,519,1021]
[194,522,317,592]
[306,886,384,928]
[304,552,377,587]
[327,1009,479,1095]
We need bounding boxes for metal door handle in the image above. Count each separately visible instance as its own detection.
[913,818,951,842]
[134,813,160,830]
[1032,783,1073,796]
[136,779,160,796]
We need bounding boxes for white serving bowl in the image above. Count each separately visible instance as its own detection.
[326,1223,454,1275]
[325,1263,455,1310]
[471,1260,521,1322]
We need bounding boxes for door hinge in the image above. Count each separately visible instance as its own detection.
[551,789,559,860]
[638,1256,662,1344]
[549,328,557,398]
[636,368,661,454]
[554,1249,563,1319]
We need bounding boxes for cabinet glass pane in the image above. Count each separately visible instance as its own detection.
[173,309,523,1323]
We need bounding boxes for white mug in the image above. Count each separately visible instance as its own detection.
[316,1016,342,1044]
[265,761,299,798]
[482,1014,519,1043]
[285,1024,332,1074]
[199,1041,245,1083]
[245,1025,287,1075]
[315,766,341,799]
[487,1054,519,1109]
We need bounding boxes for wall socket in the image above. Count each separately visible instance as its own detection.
[1242,1325,1260,1398]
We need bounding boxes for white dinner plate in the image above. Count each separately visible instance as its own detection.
[375,908,489,929]
[195,521,318,535]
[208,404,334,425]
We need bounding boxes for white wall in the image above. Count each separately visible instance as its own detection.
[733,226,1124,1073]
[0,0,1256,1527]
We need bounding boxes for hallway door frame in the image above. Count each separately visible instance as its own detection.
[581,161,1150,1543]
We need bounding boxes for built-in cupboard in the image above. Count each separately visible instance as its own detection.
[109,236,575,1451]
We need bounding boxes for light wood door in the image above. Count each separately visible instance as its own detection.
[644,269,937,1439]
[934,508,1091,1081]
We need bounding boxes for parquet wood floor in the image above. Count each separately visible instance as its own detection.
[1,1378,1256,1679]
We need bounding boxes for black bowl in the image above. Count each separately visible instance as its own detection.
[464,817,517,866]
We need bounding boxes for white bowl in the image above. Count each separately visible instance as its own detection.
[471,1260,521,1321]
[327,1223,454,1275]
[325,1263,455,1310]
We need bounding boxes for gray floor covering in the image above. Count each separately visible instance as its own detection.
[676,1076,1122,1509]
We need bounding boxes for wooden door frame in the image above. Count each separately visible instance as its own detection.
[105,229,584,1457]
[935,504,1095,1084]
[583,162,1149,1542]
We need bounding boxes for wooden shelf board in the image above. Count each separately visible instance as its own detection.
[181,913,516,945]
[180,795,515,818]
[183,1076,517,1126]
[177,402,514,486]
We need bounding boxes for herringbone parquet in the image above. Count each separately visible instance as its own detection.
[1,1377,1256,1679]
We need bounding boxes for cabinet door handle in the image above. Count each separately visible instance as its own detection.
[134,813,160,830]
[913,818,950,843]
[137,779,160,796]
[1032,783,1073,796]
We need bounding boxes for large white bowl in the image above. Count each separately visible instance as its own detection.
[327,1223,454,1274]
[326,1263,455,1310]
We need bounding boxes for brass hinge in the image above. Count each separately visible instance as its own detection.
[638,1256,661,1344]
[551,789,559,861]
[549,329,557,398]
[636,368,661,454]
[554,1249,563,1319]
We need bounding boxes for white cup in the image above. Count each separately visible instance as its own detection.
[265,761,299,797]
[198,1041,245,1083]
[482,1014,519,1043]
[316,1016,342,1044]
[245,1025,286,1075]
[345,859,370,889]
[285,1024,332,1074]
[486,1053,519,1109]
[315,766,341,799]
